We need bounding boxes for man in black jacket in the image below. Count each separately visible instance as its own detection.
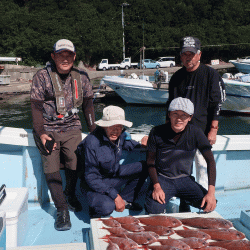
[166,36,225,212]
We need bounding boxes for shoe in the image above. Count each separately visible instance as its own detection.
[179,200,191,213]
[55,210,71,231]
[130,202,143,211]
[64,193,82,212]
[125,201,143,211]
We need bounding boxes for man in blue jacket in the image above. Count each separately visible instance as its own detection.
[77,105,148,218]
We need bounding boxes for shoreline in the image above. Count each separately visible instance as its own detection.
[0,63,235,96]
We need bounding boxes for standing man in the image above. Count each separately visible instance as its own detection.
[166,36,225,212]
[30,39,96,231]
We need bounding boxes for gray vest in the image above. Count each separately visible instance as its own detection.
[46,62,83,116]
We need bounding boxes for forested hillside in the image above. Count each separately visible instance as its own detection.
[1,0,250,66]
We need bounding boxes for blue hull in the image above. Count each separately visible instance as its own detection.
[1,127,250,248]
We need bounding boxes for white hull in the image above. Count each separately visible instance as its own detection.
[229,60,250,74]
[223,78,250,113]
[103,75,168,104]
[103,75,250,113]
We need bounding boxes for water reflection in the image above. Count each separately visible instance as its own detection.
[0,94,250,135]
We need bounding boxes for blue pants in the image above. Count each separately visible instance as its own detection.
[86,161,147,217]
[145,175,207,214]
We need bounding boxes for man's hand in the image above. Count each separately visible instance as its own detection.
[201,186,217,212]
[40,134,56,153]
[207,129,217,145]
[152,183,165,204]
[114,194,126,212]
[141,135,148,147]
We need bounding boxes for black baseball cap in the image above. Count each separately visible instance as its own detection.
[180,36,201,54]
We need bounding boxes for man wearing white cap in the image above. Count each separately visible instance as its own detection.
[77,105,148,218]
[166,36,225,212]
[30,39,96,230]
[145,97,217,214]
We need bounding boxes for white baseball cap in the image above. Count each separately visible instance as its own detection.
[95,105,133,127]
[53,39,75,53]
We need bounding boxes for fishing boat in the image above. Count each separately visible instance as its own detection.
[222,73,250,114]
[229,57,250,74]
[102,73,250,114]
[1,126,250,249]
[101,73,169,105]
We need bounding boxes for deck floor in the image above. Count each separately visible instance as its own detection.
[21,187,250,249]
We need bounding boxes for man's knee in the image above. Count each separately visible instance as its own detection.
[145,196,166,214]
[88,195,115,217]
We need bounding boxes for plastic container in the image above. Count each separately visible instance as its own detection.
[0,211,6,250]
[0,188,28,248]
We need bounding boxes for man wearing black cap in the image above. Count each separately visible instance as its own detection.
[30,39,96,230]
[166,36,225,212]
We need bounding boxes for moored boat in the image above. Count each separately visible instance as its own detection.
[229,57,250,74]
[102,73,250,114]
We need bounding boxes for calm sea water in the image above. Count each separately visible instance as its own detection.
[0,93,250,135]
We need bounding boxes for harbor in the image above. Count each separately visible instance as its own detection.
[0,62,235,96]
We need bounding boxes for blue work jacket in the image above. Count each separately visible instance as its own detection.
[78,127,140,200]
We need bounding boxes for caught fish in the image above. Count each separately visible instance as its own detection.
[181,217,233,229]
[147,231,160,239]
[209,239,250,250]
[107,241,120,250]
[101,218,121,227]
[139,215,182,228]
[112,216,140,224]
[124,231,158,245]
[175,229,211,240]
[121,223,145,232]
[148,246,187,250]
[200,228,245,241]
[108,235,139,249]
[103,226,128,236]
[159,238,190,249]
[142,225,175,236]
[197,247,227,250]
[180,237,208,249]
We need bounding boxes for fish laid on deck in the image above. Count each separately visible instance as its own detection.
[107,241,120,250]
[209,239,250,249]
[139,215,182,228]
[100,218,121,227]
[175,228,211,240]
[107,235,139,249]
[102,226,129,236]
[158,238,190,249]
[199,228,245,241]
[121,223,145,232]
[112,215,140,224]
[180,217,233,229]
[197,247,227,250]
[142,225,175,236]
[123,231,158,245]
[180,237,208,248]
[147,245,188,249]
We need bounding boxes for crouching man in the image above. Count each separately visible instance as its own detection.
[77,105,148,218]
[145,97,217,214]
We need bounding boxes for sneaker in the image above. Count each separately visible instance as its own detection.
[55,210,71,231]
[64,193,82,212]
